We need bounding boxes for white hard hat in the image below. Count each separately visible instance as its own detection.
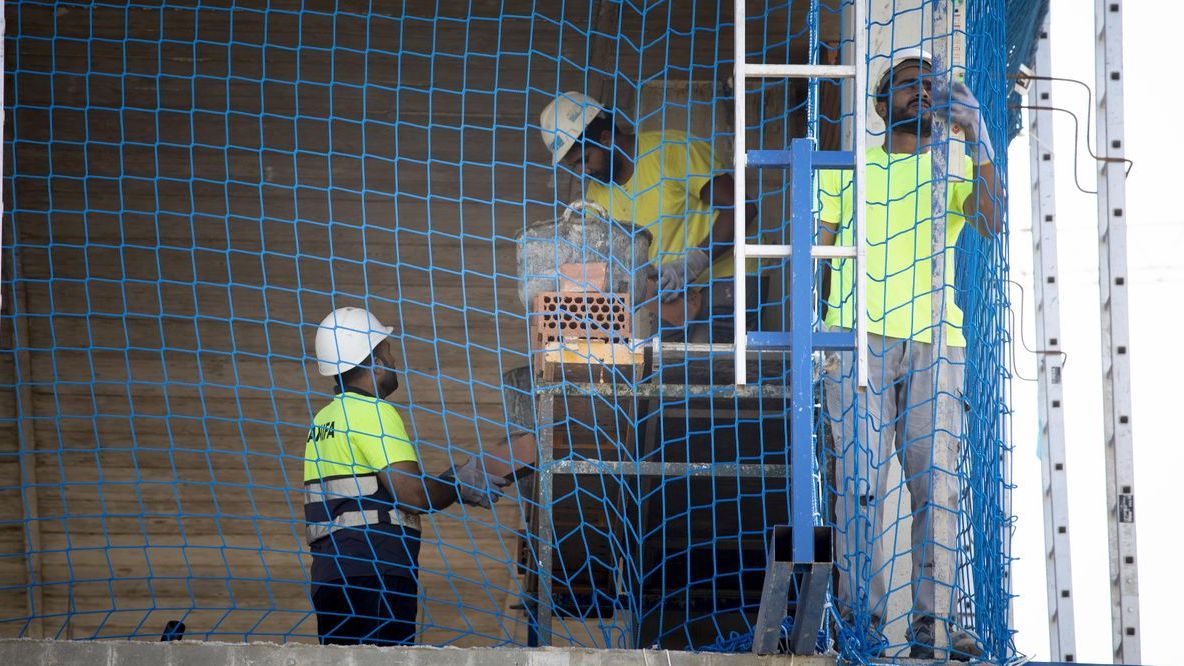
[874,47,934,94]
[539,91,604,165]
[314,307,393,377]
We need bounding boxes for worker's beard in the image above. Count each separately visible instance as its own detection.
[586,150,624,184]
[889,99,932,137]
[377,368,399,397]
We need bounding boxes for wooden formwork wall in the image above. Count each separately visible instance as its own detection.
[1,0,837,644]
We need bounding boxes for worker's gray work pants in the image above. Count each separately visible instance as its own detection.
[821,330,965,625]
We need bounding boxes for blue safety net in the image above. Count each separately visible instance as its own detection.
[816,1,1017,663]
[1,1,1017,662]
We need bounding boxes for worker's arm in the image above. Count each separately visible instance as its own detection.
[961,161,1002,237]
[817,218,840,246]
[378,457,509,514]
[378,461,461,514]
[817,218,840,318]
[698,173,758,259]
[815,166,846,318]
[655,173,757,301]
[368,406,508,513]
[931,80,1003,237]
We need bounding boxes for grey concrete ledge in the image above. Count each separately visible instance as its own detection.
[0,639,837,666]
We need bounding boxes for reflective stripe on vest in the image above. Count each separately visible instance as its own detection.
[305,508,422,544]
[303,473,421,544]
[304,475,381,503]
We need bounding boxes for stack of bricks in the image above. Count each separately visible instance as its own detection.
[530,263,643,382]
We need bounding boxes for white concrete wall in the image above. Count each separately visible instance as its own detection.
[865,0,928,146]
[0,639,838,666]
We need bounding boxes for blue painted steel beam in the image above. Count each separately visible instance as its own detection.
[746,149,854,170]
[812,330,856,350]
[746,150,793,168]
[789,138,815,563]
[746,332,793,350]
[810,150,855,170]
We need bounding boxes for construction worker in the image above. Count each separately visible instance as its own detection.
[303,307,509,646]
[818,49,999,660]
[538,92,761,343]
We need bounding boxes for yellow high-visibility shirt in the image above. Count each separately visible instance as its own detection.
[819,146,975,347]
[303,390,418,484]
[583,130,755,281]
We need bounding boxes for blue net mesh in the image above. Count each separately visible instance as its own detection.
[816,1,1016,662]
[2,1,1017,662]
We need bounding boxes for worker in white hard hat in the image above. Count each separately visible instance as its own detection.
[539,92,763,343]
[301,306,509,646]
[818,47,998,660]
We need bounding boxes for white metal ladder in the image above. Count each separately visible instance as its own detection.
[731,1,869,388]
[733,7,871,654]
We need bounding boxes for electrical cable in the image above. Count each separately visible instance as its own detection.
[1003,278,1069,384]
[1010,75,1135,198]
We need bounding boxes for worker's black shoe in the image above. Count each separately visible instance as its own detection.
[833,611,888,659]
[950,628,985,661]
[908,618,984,661]
[904,616,932,658]
[908,618,935,660]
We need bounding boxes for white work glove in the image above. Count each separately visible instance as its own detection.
[930,80,995,166]
[449,458,511,510]
[657,247,713,303]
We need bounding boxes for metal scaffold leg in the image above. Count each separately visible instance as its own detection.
[752,526,833,655]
